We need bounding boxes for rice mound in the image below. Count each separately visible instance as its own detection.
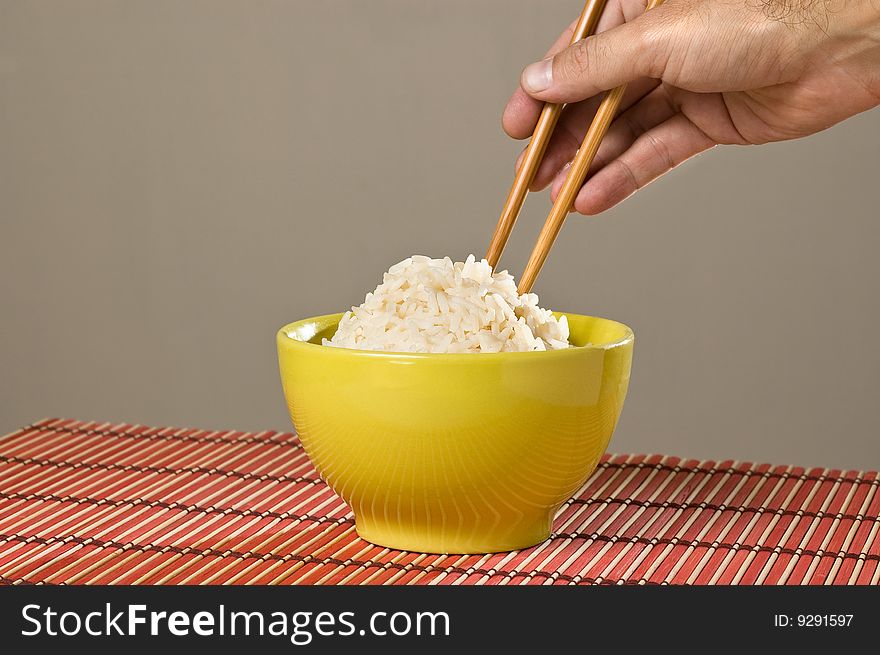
[324,255,570,353]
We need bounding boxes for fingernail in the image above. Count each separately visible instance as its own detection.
[522,59,552,93]
[557,161,573,182]
[551,162,572,198]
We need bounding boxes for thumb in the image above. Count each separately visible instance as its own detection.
[520,15,671,103]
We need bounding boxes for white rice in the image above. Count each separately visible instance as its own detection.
[324,255,570,353]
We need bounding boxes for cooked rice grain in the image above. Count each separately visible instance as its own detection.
[324,255,570,353]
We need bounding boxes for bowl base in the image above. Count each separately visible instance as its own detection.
[354,515,552,555]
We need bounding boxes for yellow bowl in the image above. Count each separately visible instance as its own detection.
[277,312,634,554]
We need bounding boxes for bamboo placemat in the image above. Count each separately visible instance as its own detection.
[0,418,877,585]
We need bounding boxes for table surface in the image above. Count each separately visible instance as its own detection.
[1,418,877,585]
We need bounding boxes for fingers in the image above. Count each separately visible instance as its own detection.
[503,89,546,140]
[503,0,643,139]
[569,112,716,215]
[528,77,659,191]
[549,83,674,199]
[503,17,582,140]
[592,0,647,34]
[520,9,673,105]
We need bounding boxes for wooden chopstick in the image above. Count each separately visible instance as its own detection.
[485,0,609,270]
[517,0,666,294]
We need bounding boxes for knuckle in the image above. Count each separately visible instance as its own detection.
[636,23,672,78]
[658,0,699,21]
[560,39,593,80]
[645,132,675,170]
[622,113,646,142]
[613,159,640,195]
[637,3,695,79]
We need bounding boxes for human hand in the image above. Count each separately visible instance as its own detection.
[503,0,880,215]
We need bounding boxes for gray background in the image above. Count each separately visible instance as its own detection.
[2,1,878,469]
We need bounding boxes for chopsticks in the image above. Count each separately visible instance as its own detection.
[517,0,665,294]
[485,0,609,271]
[485,0,666,294]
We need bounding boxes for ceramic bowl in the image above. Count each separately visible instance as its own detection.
[277,312,633,554]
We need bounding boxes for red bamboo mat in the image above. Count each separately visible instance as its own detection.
[0,418,878,585]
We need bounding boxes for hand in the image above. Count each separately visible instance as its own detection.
[503,0,880,215]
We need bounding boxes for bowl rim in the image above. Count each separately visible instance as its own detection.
[277,311,634,360]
